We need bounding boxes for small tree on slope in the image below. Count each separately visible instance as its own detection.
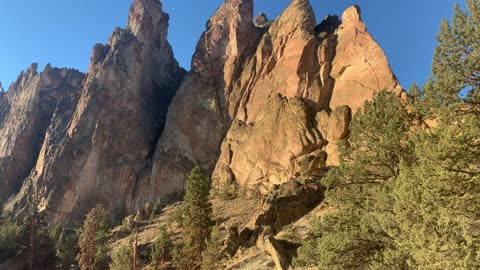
[77,205,110,270]
[173,166,215,270]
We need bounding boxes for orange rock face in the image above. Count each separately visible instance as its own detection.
[0,64,84,201]
[6,0,184,222]
[207,1,403,195]
[147,0,259,202]
[1,0,404,220]
[329,5,403,112]
[148,0,403,197]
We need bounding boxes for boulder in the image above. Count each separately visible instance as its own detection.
[253,12,271,28]
[316,105,352,166]
[249,178,325,233]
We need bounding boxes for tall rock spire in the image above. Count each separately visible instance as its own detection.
[212,4,405,196]
[0,64,84,202]
[10,0,184,222]
[145,0,260,204]
[329,5,404,112]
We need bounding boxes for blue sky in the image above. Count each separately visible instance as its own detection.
[0,0,463,90]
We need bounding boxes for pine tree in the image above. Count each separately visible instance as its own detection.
[151,224,173,269]
[386,118,480,268]
[201,226,224,270]
[173,166,214,270]
[382,2,480,268]
[77,205,110,270]
[109,245,133,270]
[387,3,480,261]
[0,215,27,261]
[25,202,54,270]
[425,0,480,116]
[296,90,414,269]
[53,227,78,270]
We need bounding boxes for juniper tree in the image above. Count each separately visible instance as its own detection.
[52,227,78,270]
[201,226,224,270]
[425,0,480,117]
[296,90,414,269]
[151,224,173,269]
[385,3,480,267]
[109,245,133,270]
[77,205,110,270]
[173,166,214,270]
[386,118,480,269]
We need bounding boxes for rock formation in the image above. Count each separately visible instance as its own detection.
[329,5,404,112]
[0,0,404,222]
[212,95,326,195]
[6,0,184,222]
[148,0,259,202]
[209,0,402,195]
[0,64,84,201]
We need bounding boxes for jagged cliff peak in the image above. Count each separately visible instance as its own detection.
[277,0,316,33]
[342,4,362,25]
[0,64,84,202]
[6,0,184,223]
[127,0,168,42]
[0,0,404,224]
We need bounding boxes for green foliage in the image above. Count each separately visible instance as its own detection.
[387,116,480,269]
[149,202,160,223]
[77,205,111,270]
[52,227,78,270]
[296,90,414,269]
[296,2,480,269]
[168,203,184,227]
[201,226,224,270]
[0,216,27,260]
[173,166,214,270]
[109,245,133,270]
[151,224,173,269]
[425,0,480,116]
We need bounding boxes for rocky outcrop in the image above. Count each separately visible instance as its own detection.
[316,105,351,166]
[212,95,326,195]
[148,0,259,202]
[0,0,405,221]
[9,0,184,222]
[329,5,404,112]
[248,178,324,233]
[209,1,403,196]
[0,64,84,201]
[253,13,271,28]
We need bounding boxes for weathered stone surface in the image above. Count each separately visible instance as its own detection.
[233,0,329,122]
[10,0,184,222]
[316,105,352,166]
[329,5,403,112]
[253,12,271,28]
[248,178,324,233]
[210,2,404,194]
[149,0,259,202]
[0,64,84,201]
[0,0,406,222]
[257,235,289,270]
[212,95,326,195]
